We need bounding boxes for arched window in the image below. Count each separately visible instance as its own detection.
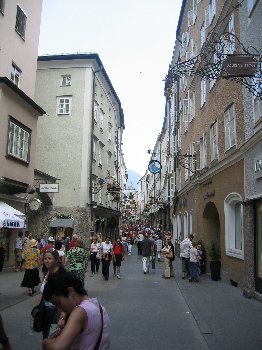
[224,193,244,259]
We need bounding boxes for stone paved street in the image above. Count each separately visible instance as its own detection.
[1,253,262,350]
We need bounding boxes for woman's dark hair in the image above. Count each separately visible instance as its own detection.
[45,249,60,262]
[55,241,62,250]
[43,270,87,301]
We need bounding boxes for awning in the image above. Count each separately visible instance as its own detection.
[0,201,25,229]
[49,218,74,228]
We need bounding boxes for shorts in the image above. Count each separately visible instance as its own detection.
[113,254,122,267]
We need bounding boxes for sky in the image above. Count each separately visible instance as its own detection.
[38,0,182,176]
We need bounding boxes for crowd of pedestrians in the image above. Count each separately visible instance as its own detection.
[1,226,205,349]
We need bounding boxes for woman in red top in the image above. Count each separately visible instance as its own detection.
[112,237,124,279]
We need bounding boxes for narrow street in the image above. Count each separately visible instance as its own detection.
[1,253,262,350]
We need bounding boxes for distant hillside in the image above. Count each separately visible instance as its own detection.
[126,169,142,191]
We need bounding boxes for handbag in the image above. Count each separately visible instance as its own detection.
[31,296,46,332]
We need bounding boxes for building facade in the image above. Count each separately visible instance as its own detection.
[238,0,262,300]
[33,53,125,242]
[0,0,44,267]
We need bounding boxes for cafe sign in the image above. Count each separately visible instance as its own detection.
[222,55,258,78]
[39,183,59,193]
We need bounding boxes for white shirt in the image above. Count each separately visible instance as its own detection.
[101,242,112,254]
[190,247,199,263]
[90,242,100,253]
[180,238,192,258]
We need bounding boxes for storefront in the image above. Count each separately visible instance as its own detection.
[243,140,262,300]
[49,218,74,240]
[0,201,25,268]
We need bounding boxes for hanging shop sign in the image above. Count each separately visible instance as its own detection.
[148,159,161,174]
[39,183,59,193]
[222,55,258,78]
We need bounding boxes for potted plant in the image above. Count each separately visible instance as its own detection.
[207,240,221,281]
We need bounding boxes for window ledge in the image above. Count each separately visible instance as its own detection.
[226,249,244,260]
[6,154,29,166]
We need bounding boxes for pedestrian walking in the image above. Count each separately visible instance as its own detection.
[54,240,66,266]
[42,271,110,350]
[14,232,23,272]
[161,239,173,279]
[189,241,200,282]
[89,237,101,276]
[21,239,41,296]
[180,234,193,279]
[141,233,154,274]
[0,313,13,350]
[112,237,124,279]
[100,237,112,281]
[0,242,6,272]
[155,235,163,262]
[39,249,66,339]
[67,239,88,286]
[167,236,175,278]
[69,233,78,249]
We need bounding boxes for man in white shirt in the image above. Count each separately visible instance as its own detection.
[100,237,112,280]
[180,234,194,279]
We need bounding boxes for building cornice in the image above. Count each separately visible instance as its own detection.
[0,77,46,115]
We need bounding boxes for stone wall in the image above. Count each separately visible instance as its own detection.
[27,206,93,244]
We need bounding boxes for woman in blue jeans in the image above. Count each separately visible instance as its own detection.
[189,241,199,282]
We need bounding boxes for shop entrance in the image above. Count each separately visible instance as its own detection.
[255,201,262,293]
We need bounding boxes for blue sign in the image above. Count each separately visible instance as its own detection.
[148,160,161,174]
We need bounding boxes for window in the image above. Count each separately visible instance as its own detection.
[57,96,71,115]
[201,78,206,107]
[189,91,195,120]
[15,5,27,39]
[93,140,97,161]
[210,49,218,90]
[11,63,21,87]
[183,98,189,131]
[247,0,259,16]
[0,0,5,14]
[199,133,207,169]
[7,120,30,162]
[92,179,96,202]
[60,75,71,86]
[190,211,193,235]
[204,5,210,28]
[189,143,195,174]
[224,193,244,259]
[224,104,236,151]
[185,152,189,181]
[200,23,205,47]
[210,121,219,161]
[99,110,104,130]
[181,31,189,48]
[108,124,112,141]
[253,63,262,123]
[94,103,98,124]
[107,152,112,171]
[98,143,103,166]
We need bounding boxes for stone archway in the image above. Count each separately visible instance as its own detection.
[202,201,220,246]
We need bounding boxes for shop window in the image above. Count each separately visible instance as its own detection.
[224,193,244,259]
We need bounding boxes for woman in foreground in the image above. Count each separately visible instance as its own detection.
[42,270,110,350]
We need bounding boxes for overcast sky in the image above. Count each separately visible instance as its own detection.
[38,0,182,176]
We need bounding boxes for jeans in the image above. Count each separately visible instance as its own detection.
[190,262,199,279]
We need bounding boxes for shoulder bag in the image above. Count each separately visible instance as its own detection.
[31,296,46,332]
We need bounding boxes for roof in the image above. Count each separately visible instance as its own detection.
[38,53,125,128]
[0,77,46,115]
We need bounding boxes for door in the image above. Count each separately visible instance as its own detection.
[255,201,262,293]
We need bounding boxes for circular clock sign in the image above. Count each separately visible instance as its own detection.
[148,159,161,174]
[29,198,42,211]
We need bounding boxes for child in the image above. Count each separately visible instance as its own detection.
[189,241,199,282]
[197,244,203,275]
